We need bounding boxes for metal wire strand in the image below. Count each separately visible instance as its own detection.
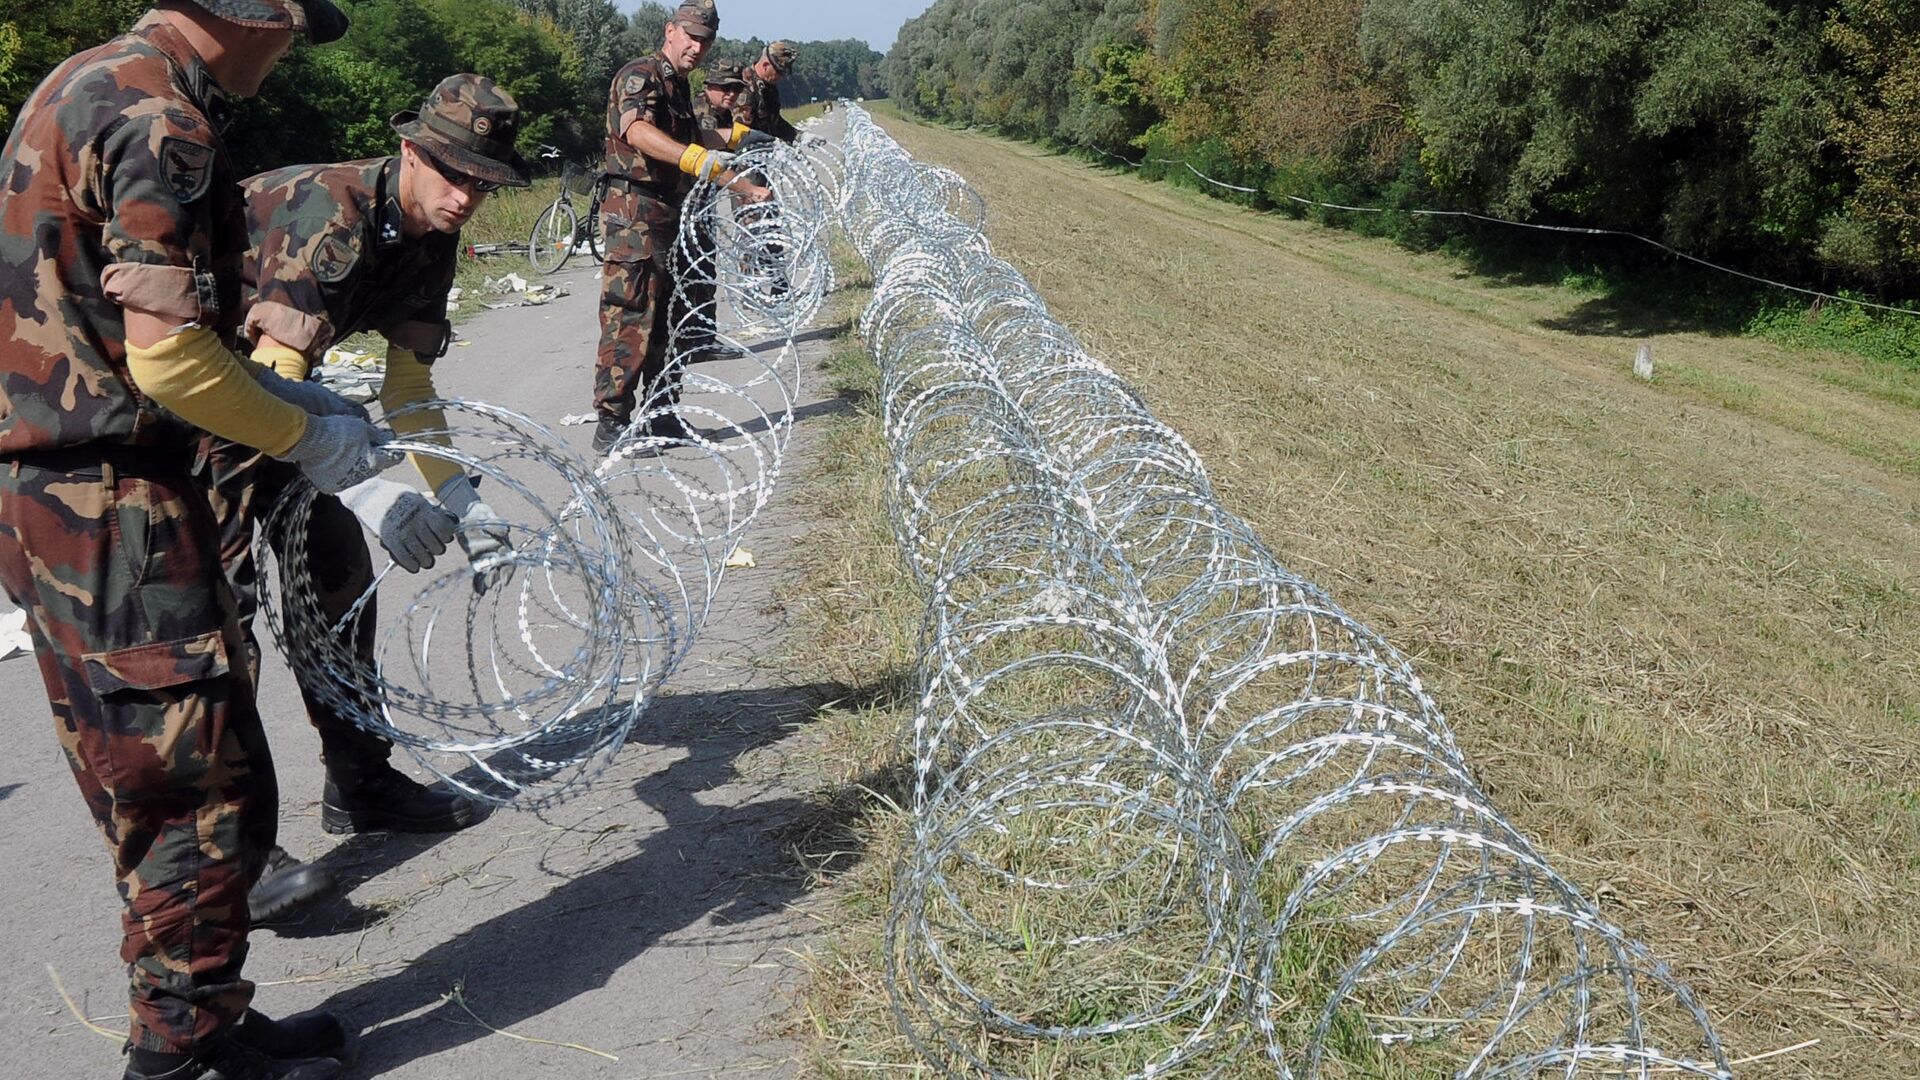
[834,102,1732,1080]
[258,141,841,809]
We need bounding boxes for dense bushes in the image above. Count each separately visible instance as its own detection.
[886,0,1920,295]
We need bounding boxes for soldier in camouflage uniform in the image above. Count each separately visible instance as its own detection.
[680,59,750,359]
[593,0,770,454]
[738,40,801,145]
[0,1,394,1078]
[693,57,747,133]
[733,42,829,302]
[206,74,536,923]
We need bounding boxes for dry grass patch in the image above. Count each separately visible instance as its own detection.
[785,111,1920,1077]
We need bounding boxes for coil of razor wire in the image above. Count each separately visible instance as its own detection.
[834,101,1731,1079]
[257,140,840,809]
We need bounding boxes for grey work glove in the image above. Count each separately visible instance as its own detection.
[436,473,513,590]
[278,414,398,494]
[256,367,369,420]
[737,129,778,152]
[340,477,459,572]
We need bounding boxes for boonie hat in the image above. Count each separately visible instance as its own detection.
[176,0,350,45]
[390,74,533,188]
[705,59,748,91]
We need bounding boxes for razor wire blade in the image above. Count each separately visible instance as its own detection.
[258,142,840,809]
[834,102,1732,1080]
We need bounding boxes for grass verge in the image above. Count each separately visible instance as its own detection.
[450,176,563,300]
[771,240,927,1072]
[784,107,1920,1077]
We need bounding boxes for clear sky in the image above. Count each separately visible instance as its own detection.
[619,0,935,54]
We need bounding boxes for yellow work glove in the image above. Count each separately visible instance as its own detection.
[378,345,464,493]
[728,121,751,149]
[252,341,312,381]
[125,327,308,456]
[677,144,733,182]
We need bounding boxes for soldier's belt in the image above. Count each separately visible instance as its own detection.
[3,443,197,477]
[601,173,688,198]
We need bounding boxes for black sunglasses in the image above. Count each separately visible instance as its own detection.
[420,149,504,193]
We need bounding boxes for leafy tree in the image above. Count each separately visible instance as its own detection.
[0,0,144,126]
[427,0,579,150]
[228,0,582,171]
[1827,0,1920,279]
[511,0,623,133]
[886,0,1915,290]
[1361,0,1834,261]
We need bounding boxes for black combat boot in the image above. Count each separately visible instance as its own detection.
[248,847,335,924]
[321,762,483,834]
[231,1008,359,1066]
[677,333,715,361]
[123,1039,340,1080]
[592,412,627,454]
[642,411,694,445]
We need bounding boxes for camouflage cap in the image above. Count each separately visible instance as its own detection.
[704,59,748,91]
[670,0,720,42]
[764,40,797,73]
[175,0,350,45]
[391,74,533,188]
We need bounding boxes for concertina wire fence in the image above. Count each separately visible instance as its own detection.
[256,99,1733,1077]
[258,138,838,809]
[832,103,1733,1078]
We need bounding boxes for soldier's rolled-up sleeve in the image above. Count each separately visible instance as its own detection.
[98,111,220,322]
[242,181,346,356]
[244,299,329,355]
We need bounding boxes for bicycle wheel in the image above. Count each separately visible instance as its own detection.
[585,182,605,264]
[528,199,576,274]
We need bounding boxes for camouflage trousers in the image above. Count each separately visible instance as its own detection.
[201,440,390,775]
[0,449,275,1054]
[595,216,691,421]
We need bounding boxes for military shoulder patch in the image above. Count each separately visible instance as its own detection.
[310,233,359,285]
[624,74,645,97]
[160,137,215,204]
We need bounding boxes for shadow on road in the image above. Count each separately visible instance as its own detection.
[745,322,849,352]
[711,392,861,443]
[0,782,21,804]
[318,675,903,1074]
[264,826,478,939]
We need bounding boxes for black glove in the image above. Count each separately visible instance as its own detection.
[738,129,779,152]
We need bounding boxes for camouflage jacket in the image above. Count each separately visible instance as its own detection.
[738,69,797,144]
[692,91,733,137]
[241,157,457,362]
[0,16,246,455]
[603,52,696,210]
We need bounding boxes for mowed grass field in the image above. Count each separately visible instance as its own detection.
[786,105,1920,1077]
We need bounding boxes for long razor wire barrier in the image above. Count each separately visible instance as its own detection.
[258,142,839,809]
[834,102,1733,1079]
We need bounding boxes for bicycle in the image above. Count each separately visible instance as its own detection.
[528,155,605,274]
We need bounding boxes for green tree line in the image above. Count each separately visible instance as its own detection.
[2,0,882,175]
[883,0,1920,295]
